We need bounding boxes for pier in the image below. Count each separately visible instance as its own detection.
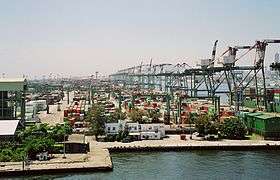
[0,145,112,177]
[2,135,280,177]
[94,135,280,152]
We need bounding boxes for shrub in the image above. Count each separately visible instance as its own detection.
[220,117,247,139]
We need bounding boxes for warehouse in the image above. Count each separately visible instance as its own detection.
[0,78,27,126]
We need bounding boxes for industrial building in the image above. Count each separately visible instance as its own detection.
[0,78,27,122]
[0,78,27,140]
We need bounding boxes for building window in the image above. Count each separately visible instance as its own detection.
[108,127,110,131]
[112,127,116,131]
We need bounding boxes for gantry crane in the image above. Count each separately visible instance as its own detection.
[110,39,280,113]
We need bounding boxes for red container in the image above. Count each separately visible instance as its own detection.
[272,89,280,94]
[69,117,76,126]
[152,103,157,108]
[64,110,68,117]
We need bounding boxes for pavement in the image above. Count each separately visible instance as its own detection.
[94,135,280,149]
[0,135,112,174]
[38,92,74,125]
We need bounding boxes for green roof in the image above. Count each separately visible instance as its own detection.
[258,113,280,120]
[0,78,27,91]
[255,114,275,120]
[246,112,263,117]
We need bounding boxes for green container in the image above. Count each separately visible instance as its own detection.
[245,112,280,139]
[244,112,263,129]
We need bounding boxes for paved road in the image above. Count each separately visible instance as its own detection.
[38,92,74,125]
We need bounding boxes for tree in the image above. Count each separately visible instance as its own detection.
[220,117,247,139]
[1,122,73,162]
[205,121,219,135]
[107,108,126,123]
[49,123,72,142]
[128,108,146,123]
[147,110,162,123]
[193,114,220,136]
[194,114,209,136]
[24,136,55,158]
[17,123,72,143]
[88,104,106,138]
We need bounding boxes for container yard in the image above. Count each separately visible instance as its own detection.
[2,1,280,179]
[63,91,91,132]
[1,38,280,178]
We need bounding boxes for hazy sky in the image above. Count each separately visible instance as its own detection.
[0,0,279,78]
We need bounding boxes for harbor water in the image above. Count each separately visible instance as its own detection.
[17,150,280,180]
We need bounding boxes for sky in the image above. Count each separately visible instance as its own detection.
[0,0,279,79]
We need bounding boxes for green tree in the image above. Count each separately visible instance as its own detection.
[0,122,73,162]
[128,108,146,123]
[147,110,162,123]
[87,104,106,139]
[49,123,72,142]
[220,117,247,139]
[24,136,55,158]
[205,121,219,135]
[17,123,49,142]
[107,108,127,123]
[194,114,209,136]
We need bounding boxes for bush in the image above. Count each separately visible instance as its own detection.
[107,108,126,123]
[194,114,209,136]
[128,108,146,123]
[0,147,25,162]
[0,122,73,162]
[104,134,117,142]
[194,114,219,136]
[220,117,247,139]
[24,137,55,158]
[87,104,106,138]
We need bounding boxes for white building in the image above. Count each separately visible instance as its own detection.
[105,121,166,140]
[105,123,120,135]
[140,124,165,138]
[140,131,161,140]
[127,122,140,132]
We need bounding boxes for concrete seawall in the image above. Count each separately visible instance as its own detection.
[3,135,280,177]
[0,165,112,177]
[108,144,280,152]
[95,135,280,153]
[0,147,113,177]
